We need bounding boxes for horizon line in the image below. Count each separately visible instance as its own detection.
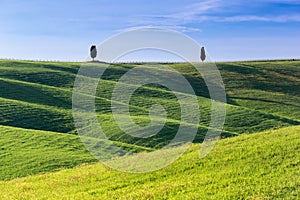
[0,58,299,64]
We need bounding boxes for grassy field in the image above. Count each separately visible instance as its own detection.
[0,126,299,199]
[0,125,95,180]
[0,60,298,135]
[0,60,299,198]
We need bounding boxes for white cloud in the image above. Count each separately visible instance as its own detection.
[123,0,300,34]
[262,0,300,4]
[122,0,220,33]
[165,0,221,22]
[118,25,201,33]
[218,14,300,22]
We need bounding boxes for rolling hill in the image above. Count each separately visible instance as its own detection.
[0,59,299,198]
[0,126,299,199]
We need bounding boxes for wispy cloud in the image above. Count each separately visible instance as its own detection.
[263,0,300,4]
[123,0,220,33]
[165,0,221,22]
[117,25,202,33]
[124,0,300,32]
[219,14,300,22]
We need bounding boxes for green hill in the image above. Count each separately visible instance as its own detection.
[0,60,299,181]
[0,60,299,135]
[0,126,299,199]
[0,125,95,180]
[0,125,155,180]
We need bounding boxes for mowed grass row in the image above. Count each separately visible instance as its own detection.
[218,61,300,120]
[0,70,298,154]
[0,125,155,180]
[1,61,299,136]
[0,97,75,133]
[170,61,300,121]
[0,126,299,199]
[0,61,79,88]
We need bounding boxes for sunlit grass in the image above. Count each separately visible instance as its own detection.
[0,59,299,194]
[0,126,299,199]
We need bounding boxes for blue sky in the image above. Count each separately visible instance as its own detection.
[0,0,299,61]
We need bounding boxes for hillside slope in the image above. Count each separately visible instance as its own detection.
[0,125,154,180]
[0,126,299,199]
[0,60,299,180]
[1,60,299,135]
